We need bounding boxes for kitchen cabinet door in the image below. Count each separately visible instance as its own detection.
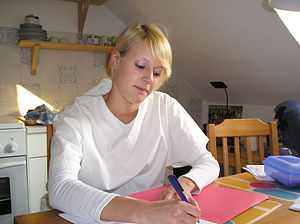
[27,157,47,213]
[26,126,47,213]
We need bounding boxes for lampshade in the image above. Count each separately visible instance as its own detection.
[268,0,300,11]
[268,0,300,45]
[210,81,229,115]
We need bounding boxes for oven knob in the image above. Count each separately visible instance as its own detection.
[0,144,3,154]
[5,143,17,153]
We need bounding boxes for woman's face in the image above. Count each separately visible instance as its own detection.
[111,39,163,106]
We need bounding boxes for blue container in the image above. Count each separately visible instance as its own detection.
[264,155,300,187]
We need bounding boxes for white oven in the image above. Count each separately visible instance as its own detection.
[0,117,28,224]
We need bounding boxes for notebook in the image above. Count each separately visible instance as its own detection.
[127,184,268,224]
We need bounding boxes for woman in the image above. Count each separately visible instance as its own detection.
[48,22,219,224]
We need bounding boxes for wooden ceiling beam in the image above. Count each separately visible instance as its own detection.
[63,0,107,39]
[64,0,106,5]
[78,0,90,39]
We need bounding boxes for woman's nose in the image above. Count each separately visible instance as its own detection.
[142,69,153,84]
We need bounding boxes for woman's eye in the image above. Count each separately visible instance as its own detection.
[153,71,161,77]
[153,69,162,77]
[136,63,145,69]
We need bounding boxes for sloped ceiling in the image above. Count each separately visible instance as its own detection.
[103,0,300,106]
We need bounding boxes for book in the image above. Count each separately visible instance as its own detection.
[242,165,274,181]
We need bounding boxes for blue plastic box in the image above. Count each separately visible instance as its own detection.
[263,155,300,187]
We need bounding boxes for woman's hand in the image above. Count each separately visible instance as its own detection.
[159,177,198,202]
[138,177,201,224]
[101,177,200,224]
[138,199,201,224]
[101,195,200,224]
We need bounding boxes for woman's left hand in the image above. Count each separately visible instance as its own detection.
[159,177,198,202]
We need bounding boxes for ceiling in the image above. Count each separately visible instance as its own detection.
[103,0,300,106]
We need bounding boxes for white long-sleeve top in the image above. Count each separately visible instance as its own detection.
[48,79,219,222]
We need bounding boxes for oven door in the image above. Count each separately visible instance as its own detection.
[0,156,28,224]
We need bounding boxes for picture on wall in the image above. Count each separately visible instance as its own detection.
[208,105,243,124]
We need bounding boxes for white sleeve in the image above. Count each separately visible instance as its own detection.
[166,98,220,191]
[48,103,118,222]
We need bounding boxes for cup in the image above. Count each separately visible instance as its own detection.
[48,36,59,43]
[59,37,69,43]
[86,35,100,45]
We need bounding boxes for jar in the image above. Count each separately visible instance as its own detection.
[25,14,39,24]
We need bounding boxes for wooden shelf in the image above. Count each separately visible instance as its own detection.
[17,40,113,75]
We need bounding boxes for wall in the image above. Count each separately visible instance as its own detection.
[202,100,277,125]
[0,0,203,126]
[160,73,203,126]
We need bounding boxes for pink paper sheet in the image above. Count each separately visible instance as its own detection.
[127,185,268,224]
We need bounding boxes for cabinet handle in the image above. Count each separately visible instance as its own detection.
[0,197,11,202]
[0,161,25,169]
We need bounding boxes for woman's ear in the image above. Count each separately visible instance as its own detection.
[110,50,120,69]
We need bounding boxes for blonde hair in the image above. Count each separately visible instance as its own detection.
[106,22,172,87]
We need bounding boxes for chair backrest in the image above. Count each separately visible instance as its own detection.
[207,118,279,176]
[46,124,54,176]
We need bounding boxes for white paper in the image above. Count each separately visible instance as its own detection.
[289,196,300,212]
[58,213,216,224]
[242,165,274,181]
[199,220,216,224]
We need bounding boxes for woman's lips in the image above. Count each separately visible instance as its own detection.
[135,85,148,93]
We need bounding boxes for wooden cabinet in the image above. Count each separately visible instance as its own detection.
[17,40,114,75]
[26,125,47,213]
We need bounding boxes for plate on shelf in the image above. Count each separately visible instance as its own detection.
[19,23,42,29]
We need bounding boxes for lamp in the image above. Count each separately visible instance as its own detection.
[210,81,229,116]
[268,0,300,45]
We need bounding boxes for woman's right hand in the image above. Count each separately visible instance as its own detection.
[137,199,201,224]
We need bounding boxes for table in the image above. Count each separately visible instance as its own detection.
[14,173,300,224]
[14,209,70,224]
[212,173,300,224]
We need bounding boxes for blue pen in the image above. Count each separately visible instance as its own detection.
[168,174,201,224]
[168,174,189,202]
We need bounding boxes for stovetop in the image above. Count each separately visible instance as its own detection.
[0,116,25,130]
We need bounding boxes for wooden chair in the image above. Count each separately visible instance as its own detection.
[46,124,54,177]
[40,124,54,211]
[207,118,279,176]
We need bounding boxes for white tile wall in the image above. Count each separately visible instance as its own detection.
[59,50,78,67]
[76,51,94,66]
[59,83,78,100]
[40,83,61,100]
[39,50,59,66]
[0,101,19,117]
[1,64,21,83]
[93,65,107,84]
[76,66,93,83]
[77,83,94,96]
[40,65,60,83]
[21,64,42,83]
[0,45,20,65]
[0,83,18,102]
